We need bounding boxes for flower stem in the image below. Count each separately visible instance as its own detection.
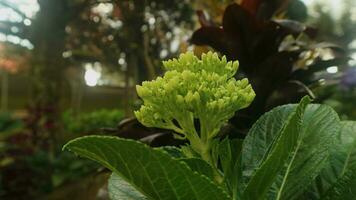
[199,140,223,184]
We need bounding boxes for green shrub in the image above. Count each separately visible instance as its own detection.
[0,112,23,138]
[62,109,124,135]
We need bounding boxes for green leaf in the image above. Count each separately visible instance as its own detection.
[239,106,294,183]
[179,158,215,179]
[322,170,356,200]
[319,121,356,199]
[272,104,340,199]
[109,173,148,200]
[240,97,341,199]
[218,138,243,179]
[339,121,356,172]
[216,138,243,199]
[241,96,311,200]
[64,136,230,200]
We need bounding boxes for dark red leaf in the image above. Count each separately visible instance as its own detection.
[241,0,263,15]
[190,27,234,57]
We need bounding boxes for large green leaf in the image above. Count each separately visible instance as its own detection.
[241,96,311,200]
[271,104,340,199]
[64,136,230,200]
[240,97,340,200]
[239,105,294,184]
[108,160,218,200]
[318,121,356,199]
[109,173,148,200]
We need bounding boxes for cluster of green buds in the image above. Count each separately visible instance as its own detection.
[135,52,255,162]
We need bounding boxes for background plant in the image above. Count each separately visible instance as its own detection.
[62,109,124,136]
[191,1,349,135]
[0,109,123,199]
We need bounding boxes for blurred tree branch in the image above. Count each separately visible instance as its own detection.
[0,1,30,20]
[0,21,27,39]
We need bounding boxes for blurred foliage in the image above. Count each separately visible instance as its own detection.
[0,113,24,172]
[1,151,96,198]
[0,109,114,199]
[67,0,194,80]
[0,43,30,74]
[190,0,349,135]
[193,0,236,23]
[0,0,187,151]
[0,149,98,199]
[0,109,124,199]
[0,0,98,157]
[309,0,356,119]
[320,88,356,120]
[0,112,23,135]
[66,0,195,116]
[62,109,124,135]
[0,1,195,198]
[309,0,356,56]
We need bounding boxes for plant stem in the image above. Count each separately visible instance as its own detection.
[199,140,223,184]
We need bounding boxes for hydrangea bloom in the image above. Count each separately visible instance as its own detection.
[135,52,255,159]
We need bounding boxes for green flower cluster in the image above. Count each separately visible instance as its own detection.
[135,52,255,160]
